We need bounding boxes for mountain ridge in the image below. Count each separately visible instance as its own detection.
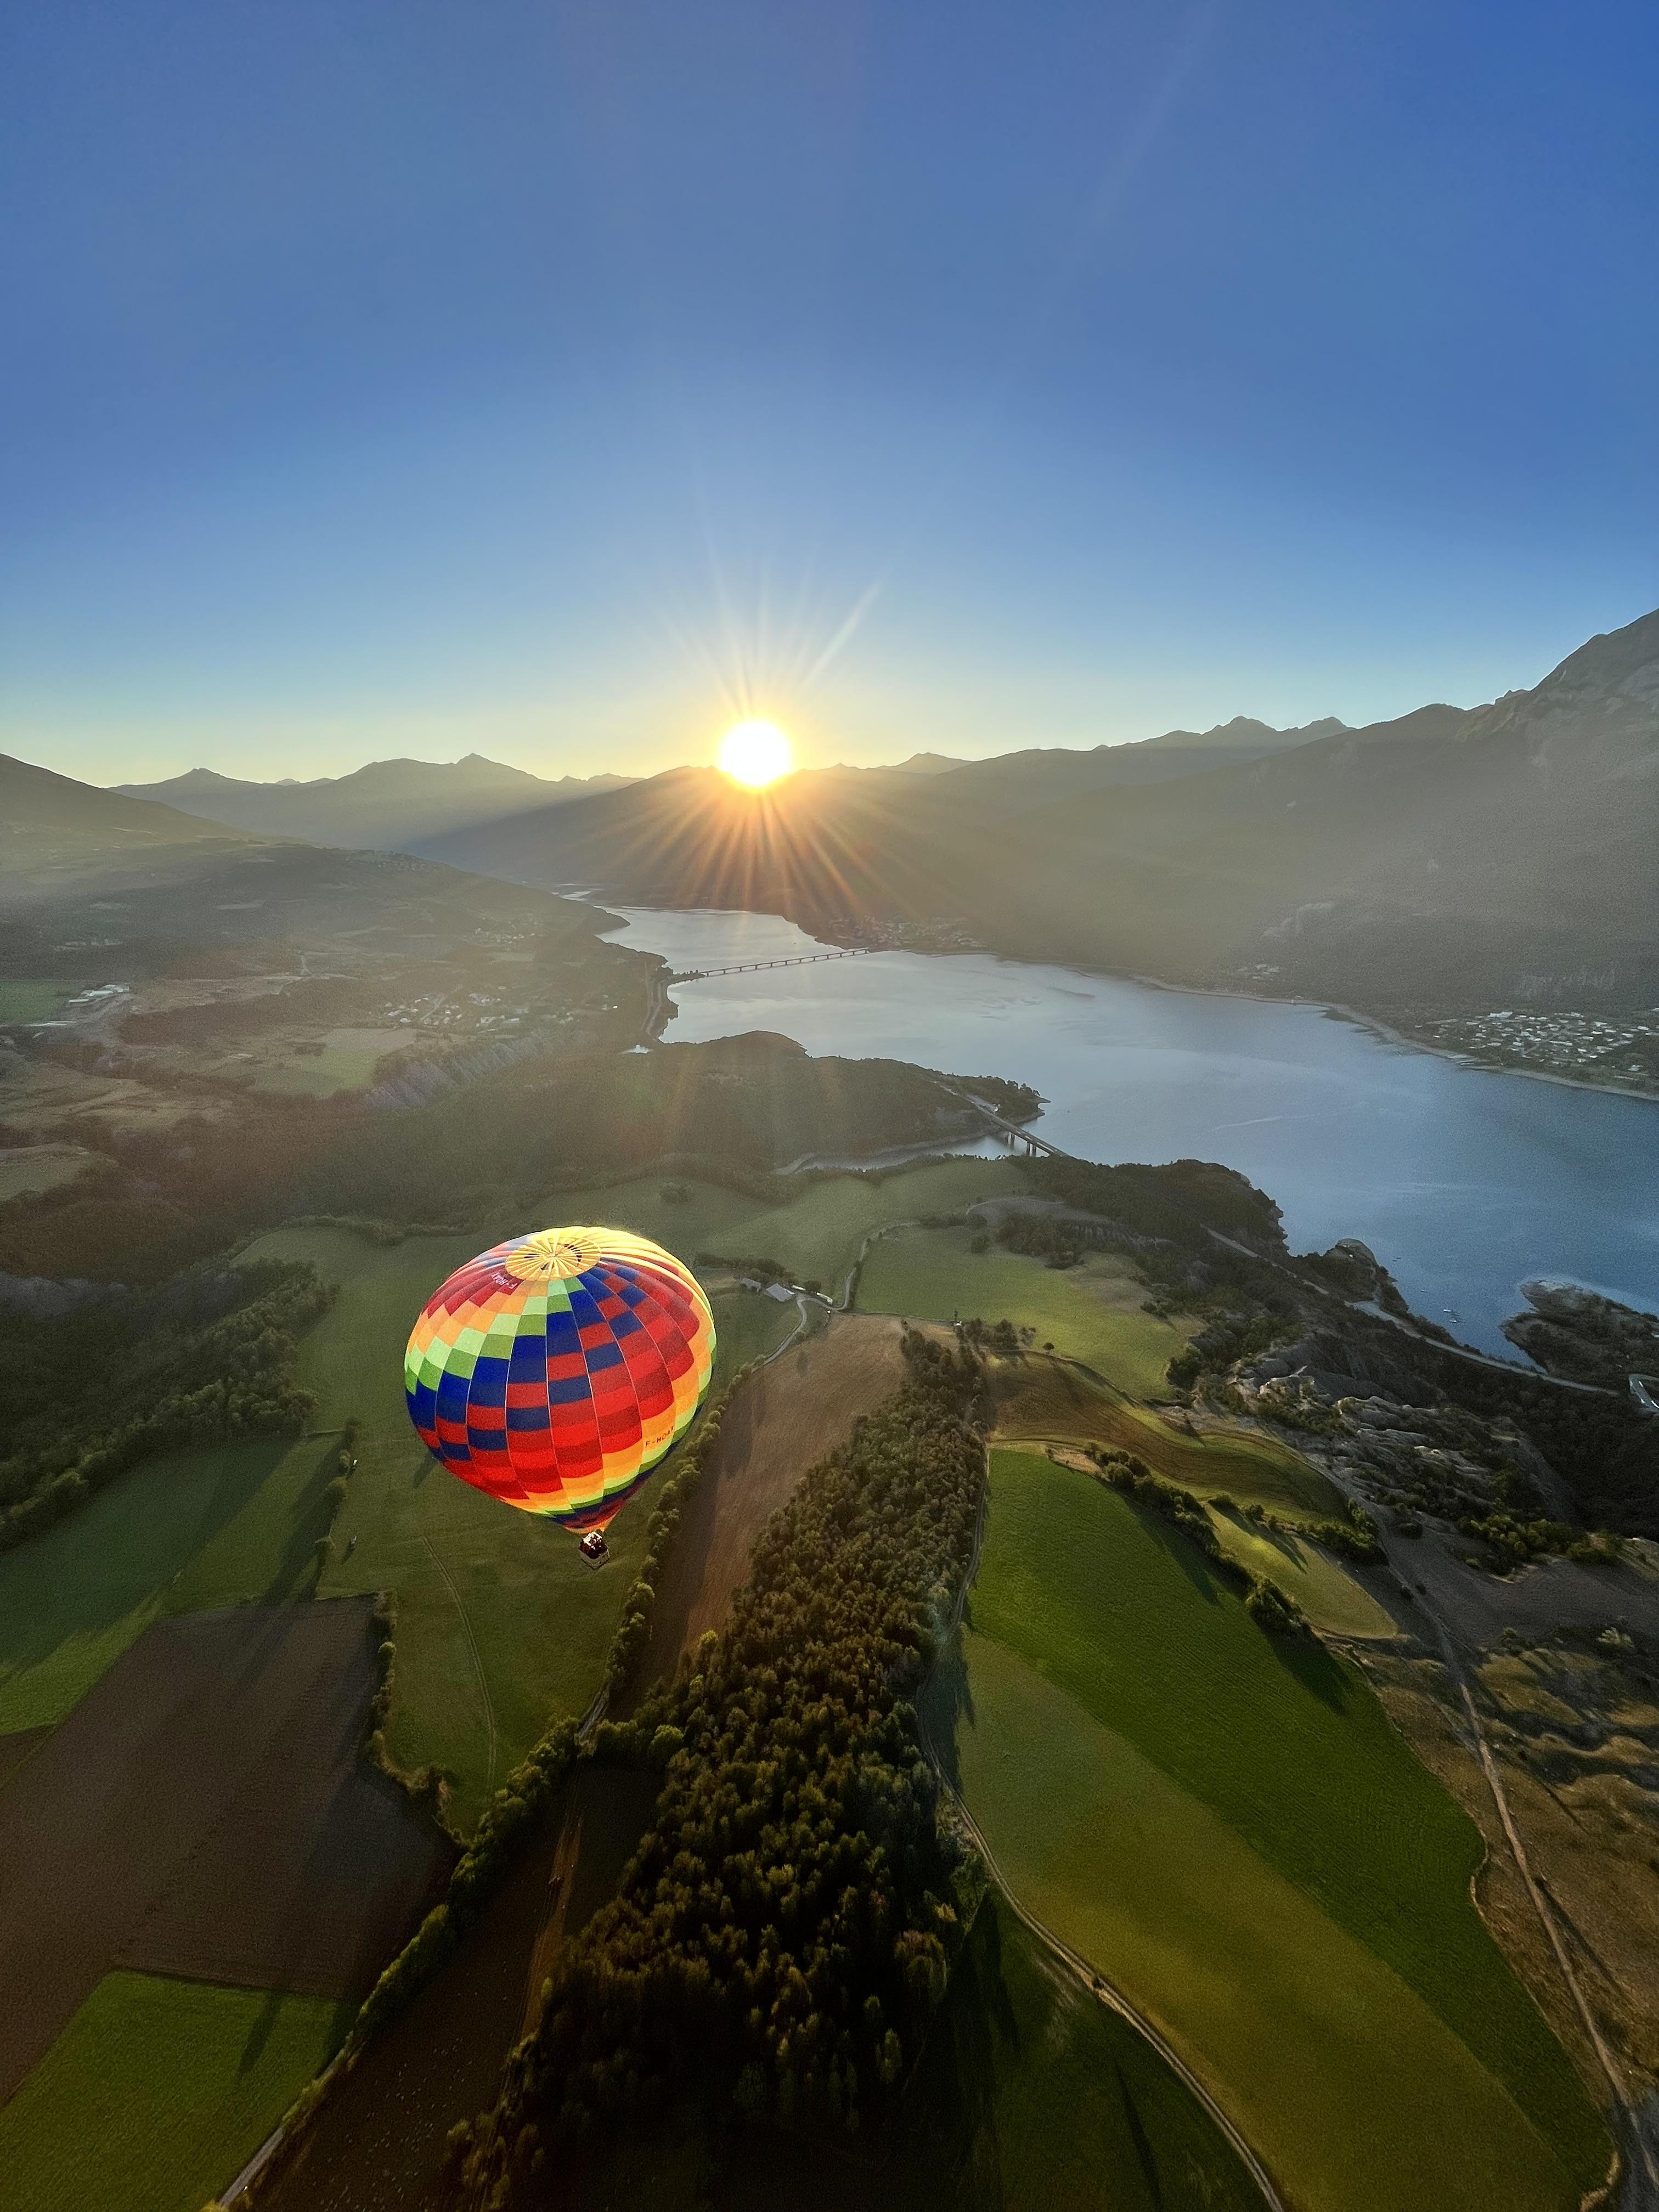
[114,754,634,853]
[415,605,1659,1013]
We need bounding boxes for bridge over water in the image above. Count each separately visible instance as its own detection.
[666,948,874,982]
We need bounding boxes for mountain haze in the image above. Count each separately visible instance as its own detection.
[0,752,253,890]
[116,754,632,853]
[421,610,1659,1013]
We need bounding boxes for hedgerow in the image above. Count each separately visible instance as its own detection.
[1085,1447,1307,1636]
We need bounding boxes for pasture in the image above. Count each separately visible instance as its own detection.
[0,1436,293,1733]
[531,1157,1026,1300]
[857,1221,1191,1398]
[252,1027,410,1094]
[901,1890,1266,2212]
[702,1277,806,1387]
[0,978,69,1022]
[924,1449,1609,2212]
[1207,1502,1398,1638]
[0,1971,349,2212]
[0,1142,108,1203]
[990,1354,1343,1518]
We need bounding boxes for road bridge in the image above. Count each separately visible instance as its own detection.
[958,1093,1072,1159]
[667,948,874,981]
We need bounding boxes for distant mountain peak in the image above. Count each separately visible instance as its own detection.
[887,751,968,775]
[111,753,636,854]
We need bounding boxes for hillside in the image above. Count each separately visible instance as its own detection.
[896,713,1347,821]
[0,753,253,890]
[983,611,1659,1005]
[423,608,1659,1013]
[115,755,631,853]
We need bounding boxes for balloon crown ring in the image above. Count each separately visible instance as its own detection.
[503,1228,604,1282]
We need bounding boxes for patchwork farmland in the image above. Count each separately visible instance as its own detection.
[0,1600,450,2107]
[924,1448,1612,2212]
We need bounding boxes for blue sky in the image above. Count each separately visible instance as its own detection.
[3,0,1656,783]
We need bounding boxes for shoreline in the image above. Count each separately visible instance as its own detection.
[591,891,1659,1108]
[1329,1005,1659,1107]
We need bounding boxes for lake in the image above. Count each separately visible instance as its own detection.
[597,904,1659,1356]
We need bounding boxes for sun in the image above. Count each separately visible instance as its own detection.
[716,719,794,788]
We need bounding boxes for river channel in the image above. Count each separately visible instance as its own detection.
[597,904,1659,1357]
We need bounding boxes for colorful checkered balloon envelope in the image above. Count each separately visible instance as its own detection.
[404,1226,715,1532]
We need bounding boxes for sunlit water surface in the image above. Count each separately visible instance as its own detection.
[596,904,1659,1356]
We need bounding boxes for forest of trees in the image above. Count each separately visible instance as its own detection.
[0,1258,332,1549]
[453,1331,985,2208]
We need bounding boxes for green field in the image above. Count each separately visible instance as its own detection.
[703,1280,808,1384]
[990,1355,1344,1518]
[531,1159,1026,1301]
[0,1144,107,1203]
[255,1049,386,1095]
[0,979,69,1022]
[904,1891,1267,2212]
[0,1971,350,2212]
[924,1451,1609,2212]
[1207,1503,1398,1638]
[0,1167,1007,1825]
[250,1026,412,1094]
[857,1222,1192,1397]
[0,1438,293,1732]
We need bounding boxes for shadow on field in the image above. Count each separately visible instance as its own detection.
[918,1624,974,1798]
[0,1438,291,1684]
[0,1601,451,2106]
[1276,1637,1353,1712]
[261,1438,351,1603]
[1124,1496,1359,1710]
[257,1764,662,2212]
[1131,1500,1232,1606]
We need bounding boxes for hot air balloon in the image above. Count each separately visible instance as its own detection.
[404,1226,715,1534]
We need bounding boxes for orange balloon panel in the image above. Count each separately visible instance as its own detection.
[405,1227,715,1531]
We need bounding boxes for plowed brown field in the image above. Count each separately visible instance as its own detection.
[629,1312,912,1698]
[0,1600,451,2105]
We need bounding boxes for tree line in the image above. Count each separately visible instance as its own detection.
[450,1330,986,2207]
[1085,1448,1310,1636]
[0,1258,332,1550]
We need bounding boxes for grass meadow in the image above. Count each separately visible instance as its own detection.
[0,979,69,1022]
[0,1438,292,1733]
[923,1449,1610,2212]
[904,1891,1268,2212]
[0,1169,978,1822]
[531,1158,1027,1299]
[856,1221,1191,1397]
[1206,1503,1398,1638]
[0,1971,351,2212]
[990,1354,1344,1518]
[0,1143,106,1204]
